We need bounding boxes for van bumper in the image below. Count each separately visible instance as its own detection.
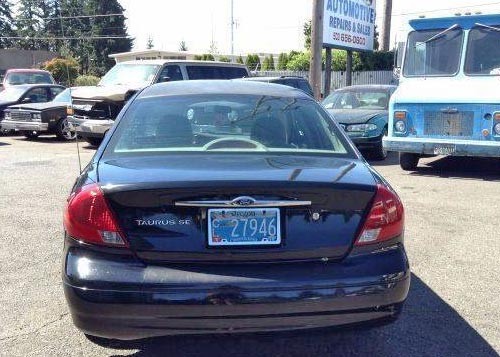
[383,137,500,157]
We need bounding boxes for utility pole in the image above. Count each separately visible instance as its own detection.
[324,47,332,97]
[346,50,352,86]
[230,0,234,59]
[309,0,324,100]
[380,0,393,51]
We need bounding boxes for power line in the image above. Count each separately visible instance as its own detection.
[393,1,500,16]
[0,36,130,40]
[14,13,125,22]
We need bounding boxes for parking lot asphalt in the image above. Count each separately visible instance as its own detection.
[0,135,499,357]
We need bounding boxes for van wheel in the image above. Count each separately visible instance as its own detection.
[399,153,420,171]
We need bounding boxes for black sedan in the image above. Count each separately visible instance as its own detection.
[322,85,397,160]
[62,80,409,341]
[0,84,65,133]
[2,88,75,140]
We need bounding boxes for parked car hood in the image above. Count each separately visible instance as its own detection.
[71,84,144,102]
[97,154,376,189]
[0,100,17,108]
[7,102,67,111]
[327,109,386,124]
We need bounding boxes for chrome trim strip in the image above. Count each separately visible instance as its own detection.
[175,200,312,208]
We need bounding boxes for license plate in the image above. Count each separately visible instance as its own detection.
[433,144,456,155]
[208,208,280,246]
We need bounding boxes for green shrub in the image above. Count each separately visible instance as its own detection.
[74,75,101,86]
[43,57,79,85]
[218,56,231,62]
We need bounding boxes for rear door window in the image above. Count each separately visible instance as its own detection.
[186,66,248,80]
[158,65,183,82]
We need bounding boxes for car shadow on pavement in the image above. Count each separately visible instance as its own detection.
[409,156,500,181]
[100,274,497,357]
[366,151,399,166]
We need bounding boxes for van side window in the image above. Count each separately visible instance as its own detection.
[159,65,183,82]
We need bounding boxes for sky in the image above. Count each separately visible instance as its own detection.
[118,0,500,54]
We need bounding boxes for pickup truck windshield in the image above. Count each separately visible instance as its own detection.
[465,25,500,75]
[403,27,463,77]
[99,64,160,86]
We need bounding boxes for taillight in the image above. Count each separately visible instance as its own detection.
[356,184,404,246]
[63,183,127,247]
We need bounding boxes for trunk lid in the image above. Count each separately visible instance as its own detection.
[99,154,377,263]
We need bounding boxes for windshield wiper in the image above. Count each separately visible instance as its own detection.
[475,22,500,32]
[417,24,460,47]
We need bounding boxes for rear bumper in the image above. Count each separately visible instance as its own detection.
[0,120,49,132]
[68,116,113,138]
[383,137,500,157]
[63,241,410,340]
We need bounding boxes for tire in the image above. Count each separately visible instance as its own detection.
[55,117,76,141]
[371,127,388,161]
[83,137,103,147]
[399,152,420,171]
[23,131,40,140]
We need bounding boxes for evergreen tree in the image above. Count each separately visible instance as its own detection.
[236,55,244,64]
[245,54,260,71]
[267,55,274,70]
[86,0,133,75]
[146,36,153,49]
[0,0,15,48]
[15,0,44,49]
[277,53,288,70]
[179,40,187,51]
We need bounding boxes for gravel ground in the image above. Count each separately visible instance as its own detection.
[0,134,499,357]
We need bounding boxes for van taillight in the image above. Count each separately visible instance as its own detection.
[63,184,127,247]
[355,184,404,246]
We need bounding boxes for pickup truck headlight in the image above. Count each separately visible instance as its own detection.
[4,112,11,120]
[346,123,378,132]
[31,113,42,122]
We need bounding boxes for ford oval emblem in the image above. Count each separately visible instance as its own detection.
[231,196,256,206]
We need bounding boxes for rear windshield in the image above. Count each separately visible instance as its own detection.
[323,89,390,110]
[104,94,350,157]
[186,66,248,80]
[5,72,53,85]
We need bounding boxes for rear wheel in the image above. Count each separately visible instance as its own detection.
[55,118,76,141]
[399,153,420,171]
[371,127,388,161]
[84,137,102,147]
[23,131,39,140]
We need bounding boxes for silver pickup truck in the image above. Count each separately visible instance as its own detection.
[69,60,249,146]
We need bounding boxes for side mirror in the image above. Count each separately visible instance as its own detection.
[22,97,32,103]
[159,76,171,83]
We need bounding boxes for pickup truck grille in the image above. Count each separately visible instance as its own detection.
[9,111,32,121]
[424,111,474,137]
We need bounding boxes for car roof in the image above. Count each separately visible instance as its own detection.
[118,59,248,68]
[334,84,397,92]
[6,69,51,74]
[241,76,307,81]
[139,80,311,99]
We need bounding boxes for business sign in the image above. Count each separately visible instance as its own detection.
[323,0,376,51]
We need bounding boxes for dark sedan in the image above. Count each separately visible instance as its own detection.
[62,80,409,341]
[322,85,397,160]
[0,84,65,133]
[2,88,75,140]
